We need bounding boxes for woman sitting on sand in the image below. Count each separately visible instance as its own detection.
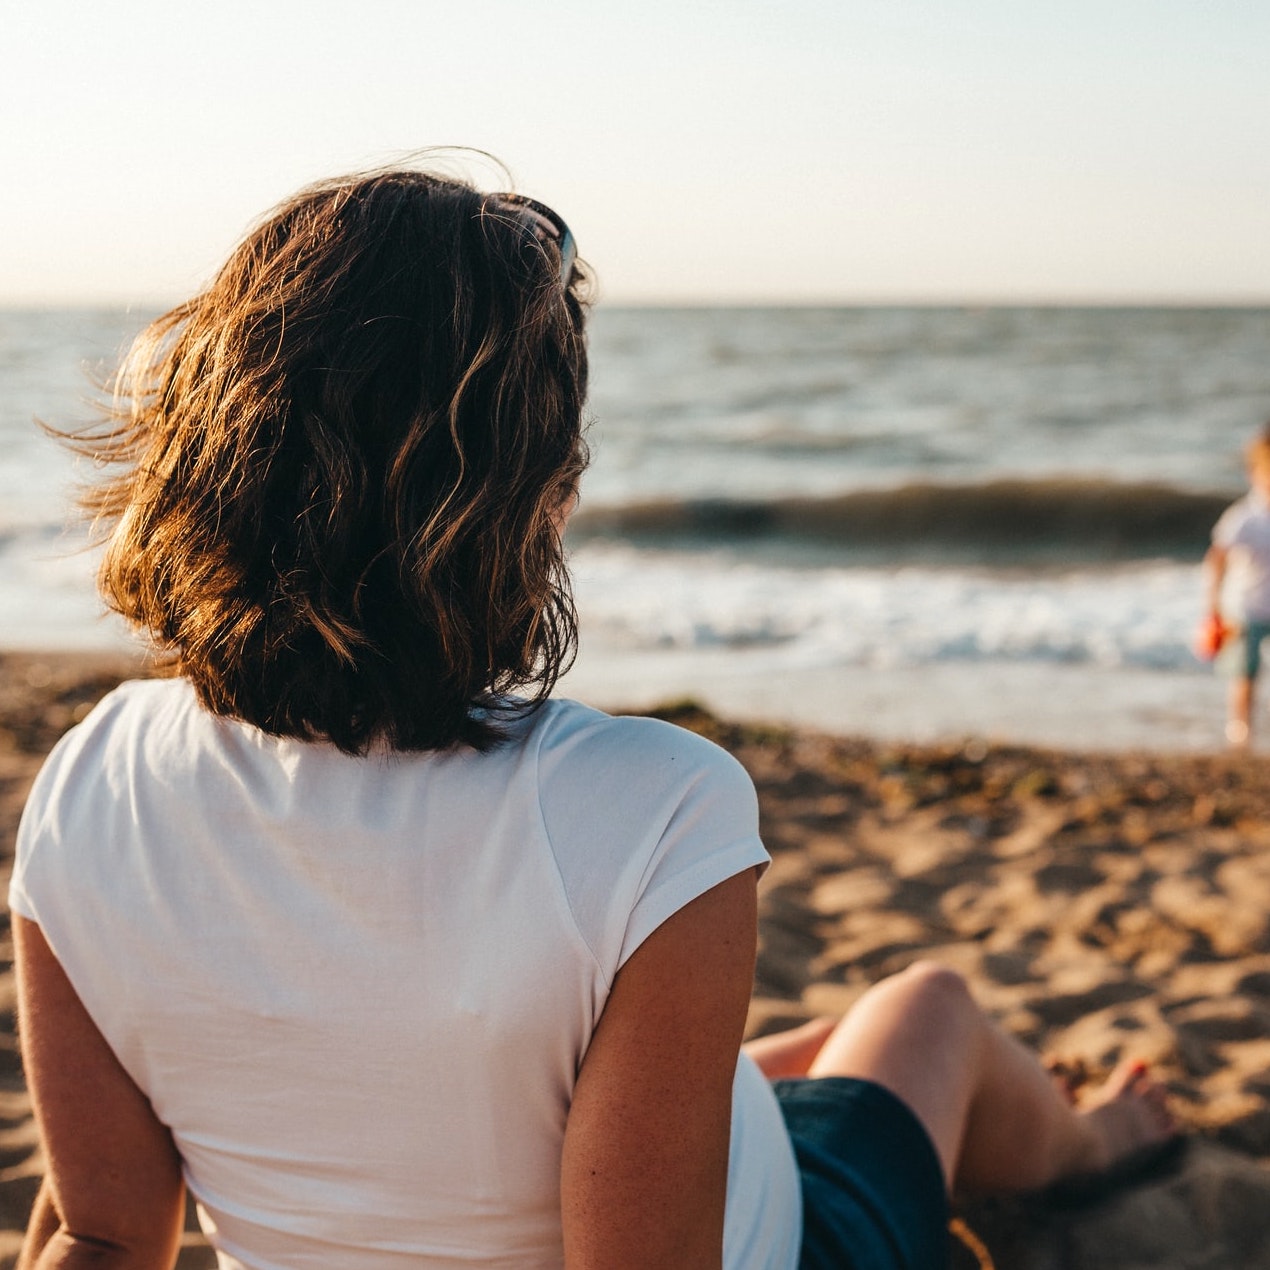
[12,164,1174,1270]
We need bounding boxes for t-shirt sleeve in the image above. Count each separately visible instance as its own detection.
[535,709,769,985]
[1213,500,1249,547]
[614,747,766,969]
[9,715,89,925]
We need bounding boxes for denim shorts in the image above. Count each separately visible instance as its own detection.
[772,1076,949,1270]
[1221,619,1270,679]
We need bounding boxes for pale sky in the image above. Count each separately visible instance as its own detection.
[4,0,1269,305]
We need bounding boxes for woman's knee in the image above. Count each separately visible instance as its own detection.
[857,961,985,1057]
[884,960,975,1018]
[809,961,987,1181]
[811,961,980,1078]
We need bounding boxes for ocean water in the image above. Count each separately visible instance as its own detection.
[4,305,1270,748]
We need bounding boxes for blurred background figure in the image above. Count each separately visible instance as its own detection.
[1202,424,1270,747]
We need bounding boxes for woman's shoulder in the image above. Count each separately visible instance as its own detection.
[22,677,208,813]
[76,674,194,721]
[534,695,736,755]
[41,676,190,758]
[531,697,761,872]
[532,697,752,787]
[14,679,192,885]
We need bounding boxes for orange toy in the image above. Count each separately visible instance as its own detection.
[1193,613,1231,661]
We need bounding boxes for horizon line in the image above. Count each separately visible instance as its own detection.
[3,295,1270,313]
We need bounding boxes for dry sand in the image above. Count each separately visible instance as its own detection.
[3,653,1270,1267]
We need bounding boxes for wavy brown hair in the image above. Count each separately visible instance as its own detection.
[74,165,591,752]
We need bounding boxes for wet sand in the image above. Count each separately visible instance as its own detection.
[3,653,1270,1267]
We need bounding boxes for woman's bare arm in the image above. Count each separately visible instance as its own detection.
[16,1177,60,1270]
[560,869,759,1270]
[15,916,186,1269]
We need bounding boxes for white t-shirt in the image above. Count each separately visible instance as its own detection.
[11,680,800,1270]
[1213,492,1270,621]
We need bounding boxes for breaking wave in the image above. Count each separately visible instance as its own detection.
[569,478,1230,563]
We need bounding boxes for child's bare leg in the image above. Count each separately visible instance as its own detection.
[803,961,1174,1195]
[1228,676,1253,746]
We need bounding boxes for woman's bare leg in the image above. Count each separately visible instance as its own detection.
[743,1017,837,1080]
[799,961,1174,1195]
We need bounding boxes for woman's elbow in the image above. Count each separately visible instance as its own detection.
[42,1227,178,1269]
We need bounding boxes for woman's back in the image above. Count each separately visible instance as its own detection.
[13,678,795,1267]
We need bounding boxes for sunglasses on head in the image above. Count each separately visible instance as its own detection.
[486,193,578,289]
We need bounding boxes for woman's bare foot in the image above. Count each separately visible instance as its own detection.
[1044,1055,1089,1104]
[1071,1059,1177,1178]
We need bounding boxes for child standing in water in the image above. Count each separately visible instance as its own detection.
[1204,425,1270,746]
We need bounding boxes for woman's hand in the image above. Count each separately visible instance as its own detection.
[560,869,759,1270]
[15,917,186,1269]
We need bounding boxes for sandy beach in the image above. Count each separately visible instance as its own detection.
[4,652,1270,1267]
